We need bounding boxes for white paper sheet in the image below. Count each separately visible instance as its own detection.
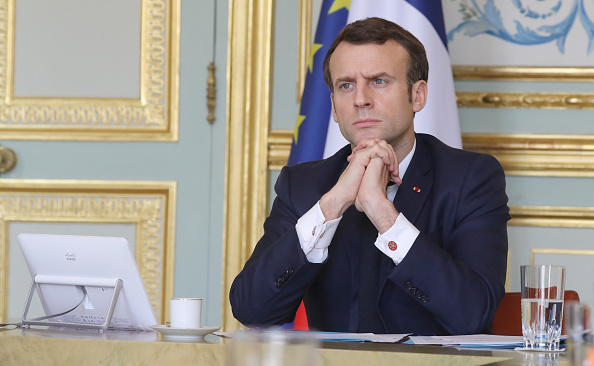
[214,331,410,343]
[409,334,525,348]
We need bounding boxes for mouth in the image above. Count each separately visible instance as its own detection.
[353,118,380,128]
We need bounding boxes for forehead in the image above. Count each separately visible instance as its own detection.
[329,40,409,78]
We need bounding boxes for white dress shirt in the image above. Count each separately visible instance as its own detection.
[295,141,420,264]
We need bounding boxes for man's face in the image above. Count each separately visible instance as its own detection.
[329,40,426,151]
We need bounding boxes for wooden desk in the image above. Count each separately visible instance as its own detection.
[0,327,575,365]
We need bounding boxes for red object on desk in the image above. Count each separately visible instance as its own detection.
[294,301,309,331]
[492,290,580,336]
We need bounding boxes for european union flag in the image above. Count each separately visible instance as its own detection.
[288,0,349,165]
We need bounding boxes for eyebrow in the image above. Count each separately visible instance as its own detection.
[365,72,391,80]
[334,72,392,86]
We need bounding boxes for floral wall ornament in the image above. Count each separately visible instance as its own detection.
[579,0,594,53]
[447,0,594,54]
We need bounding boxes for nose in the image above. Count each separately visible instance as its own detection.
[354,84,373,108]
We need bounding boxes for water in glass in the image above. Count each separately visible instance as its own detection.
[521,298,564,350]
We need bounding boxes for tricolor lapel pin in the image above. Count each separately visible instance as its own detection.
[413,187,421,193]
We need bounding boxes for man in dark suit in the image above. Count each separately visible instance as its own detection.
[230,17,510,335]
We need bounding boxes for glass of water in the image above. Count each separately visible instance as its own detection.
[520,265,566,351]
[226,330,320,366]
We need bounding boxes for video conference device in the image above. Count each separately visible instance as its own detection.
[17,233,157,331]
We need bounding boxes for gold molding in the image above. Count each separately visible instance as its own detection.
[268,130,293,170]
[510,206,594,228]
[297,0,312,102]
[453,66,594,82]
[0,0,180,141]
[207,62,216,124]
[464,133,594,177]
[457,92,594,110]
[0,179,176,324]
[223,0,275,332]
[269,130,594,177]
[530,249,594,266]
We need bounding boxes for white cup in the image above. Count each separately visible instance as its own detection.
[169,298,202,329]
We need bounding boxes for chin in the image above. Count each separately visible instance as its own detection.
[357,135,384,144]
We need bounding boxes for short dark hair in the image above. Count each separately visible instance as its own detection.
[322,17,428,96]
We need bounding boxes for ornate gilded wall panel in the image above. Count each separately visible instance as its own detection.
[0,0,180,141]
[0,179,176,324]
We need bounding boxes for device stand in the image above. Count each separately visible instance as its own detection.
[22,274,123,332]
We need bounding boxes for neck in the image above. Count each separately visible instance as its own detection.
[391,134,415,163]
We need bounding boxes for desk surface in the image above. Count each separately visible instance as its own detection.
[0,327,577,366]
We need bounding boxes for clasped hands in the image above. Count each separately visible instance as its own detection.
[320,139,401,234]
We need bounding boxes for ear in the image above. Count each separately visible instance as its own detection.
[411,80,428,113]
[330,93,338,122]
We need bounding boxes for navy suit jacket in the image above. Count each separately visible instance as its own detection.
[230,133,510,335]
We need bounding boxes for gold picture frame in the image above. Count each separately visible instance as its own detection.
[0,0,180,141]
[0,179,177,324]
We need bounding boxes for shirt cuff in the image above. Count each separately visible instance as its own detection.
[374,213,419,265]
[296,201,341,263]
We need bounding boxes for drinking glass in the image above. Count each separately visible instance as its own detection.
[565,301,587,341]
[520,265,566,351]
[226,330,319,366]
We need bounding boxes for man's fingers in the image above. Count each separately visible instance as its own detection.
[351,138,382,154]
[350,139,399,180]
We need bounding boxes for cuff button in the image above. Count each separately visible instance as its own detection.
[388,241,397,251]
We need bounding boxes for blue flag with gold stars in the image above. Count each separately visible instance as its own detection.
[287,0,349,165]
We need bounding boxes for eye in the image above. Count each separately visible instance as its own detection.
[338,82,353,90]
[372,79,386,85]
